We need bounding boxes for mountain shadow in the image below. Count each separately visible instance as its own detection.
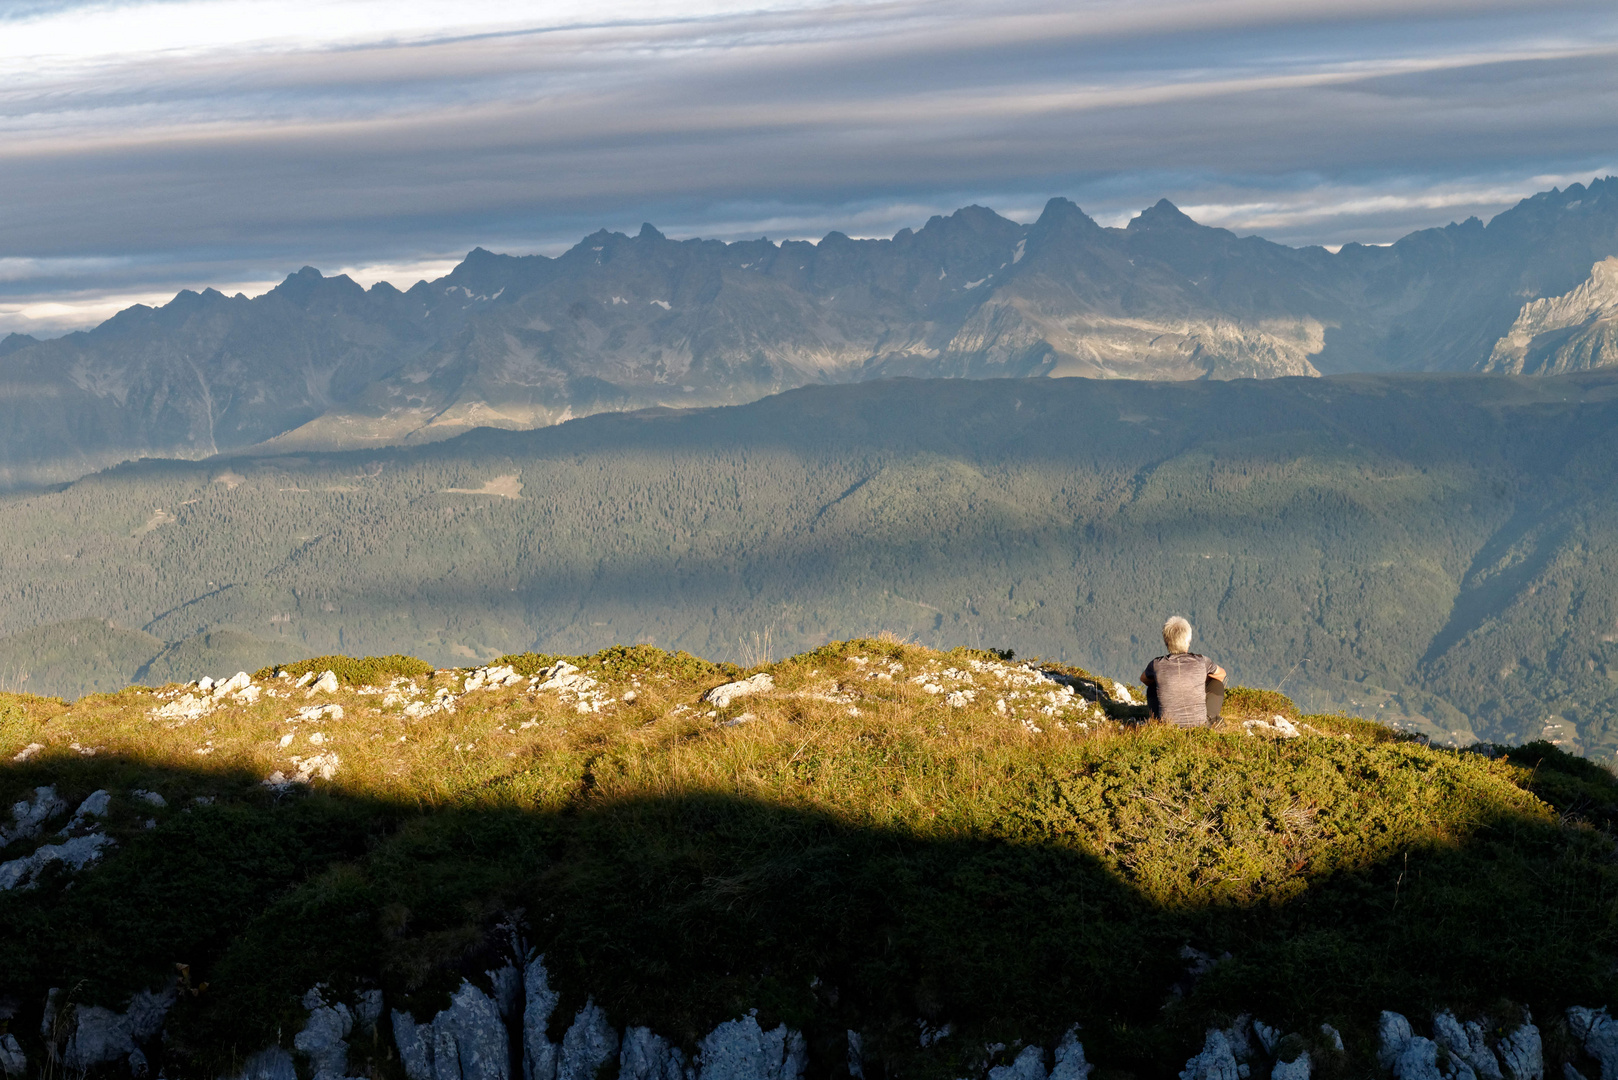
[3,725,1616,1080]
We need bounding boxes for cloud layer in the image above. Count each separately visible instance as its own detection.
[3,0,1616,333]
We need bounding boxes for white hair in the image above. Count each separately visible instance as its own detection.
[1163,616,1193,654]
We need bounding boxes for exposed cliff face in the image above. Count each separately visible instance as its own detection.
[3,179,1618,486]
[1487,257,1618,375]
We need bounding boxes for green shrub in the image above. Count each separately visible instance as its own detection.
[1223,685,1302,720]
[253,654,434,686]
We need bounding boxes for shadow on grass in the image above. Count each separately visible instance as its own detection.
[1,743,1616,1080]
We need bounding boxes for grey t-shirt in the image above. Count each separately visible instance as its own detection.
[1146,652,1218,727]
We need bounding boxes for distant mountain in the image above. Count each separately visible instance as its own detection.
[3,179,1617,487]
[6,371,1618,753]
[1486,256,1618,374]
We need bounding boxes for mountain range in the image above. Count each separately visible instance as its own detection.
[2,179,1617,489]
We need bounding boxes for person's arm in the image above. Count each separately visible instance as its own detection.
[1209,660,1226,682]
[1141,666,1155,685]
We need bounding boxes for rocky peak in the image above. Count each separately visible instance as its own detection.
[1126,198,1200,232]
[0,332,39,356]
[1486,256,1618,374]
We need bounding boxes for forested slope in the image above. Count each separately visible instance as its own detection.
[3,373,1617,750]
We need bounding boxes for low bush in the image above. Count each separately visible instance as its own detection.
[1222,685,1302,720]
[252,654,435,686]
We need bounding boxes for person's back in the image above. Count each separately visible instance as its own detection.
[1141,616,1226,727]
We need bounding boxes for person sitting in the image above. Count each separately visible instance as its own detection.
[1140,616,1226,727]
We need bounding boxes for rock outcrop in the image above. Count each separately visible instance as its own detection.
[0,787,67,847]
[62,984,178,1076]
[394,979,511,1080]
[1486,258,1618,375]
[695,1015,805,1080]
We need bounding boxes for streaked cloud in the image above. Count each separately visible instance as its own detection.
[2,0,1615,334]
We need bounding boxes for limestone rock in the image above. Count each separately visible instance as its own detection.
[1049,1027,1092,1080]
[0,832,115,890]
[1271,1053,1311,1080]
[1568,1009,1618,1080]
[0,1034,27,1078]
[395,980,510,1080]
[1434,1011,1503,1080]
[309,671,340,696]
[523,954,561,1080]
[64,983,177,1073]
[989,1045,1047,1080]
[214,672,253,699]
[559,1000,619,1080]
[394,1011,433,1080]
[67,789,112,831]
[621,1026,690,1080]
[1392,1038,1443,1080]
[2,786,67,846]
[1498,1024,1544,1080]
[697,1015,806,1080]
[1380,1012,1416,1071]
[294,989,356,1080]
[1178,1030,1239,1080]
[1252,1022,1280,1056]
[132,789,168,808]
[1319,1025,1344,1054]
[703,674,775,709]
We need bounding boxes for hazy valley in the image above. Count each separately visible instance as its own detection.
[4,371,1618,753]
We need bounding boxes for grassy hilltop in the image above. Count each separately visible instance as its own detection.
[3,641,1618,1080]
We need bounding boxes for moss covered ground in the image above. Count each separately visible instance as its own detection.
[1,640,1615,1080]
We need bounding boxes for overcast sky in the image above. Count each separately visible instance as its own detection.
[2,0,1616,335]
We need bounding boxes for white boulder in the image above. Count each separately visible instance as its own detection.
[0,832,115,890]
[309,671,340,695]
[67,789,112,831]
[3,786,67,846]
[214,672,253,699]
[703,674,775,710]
